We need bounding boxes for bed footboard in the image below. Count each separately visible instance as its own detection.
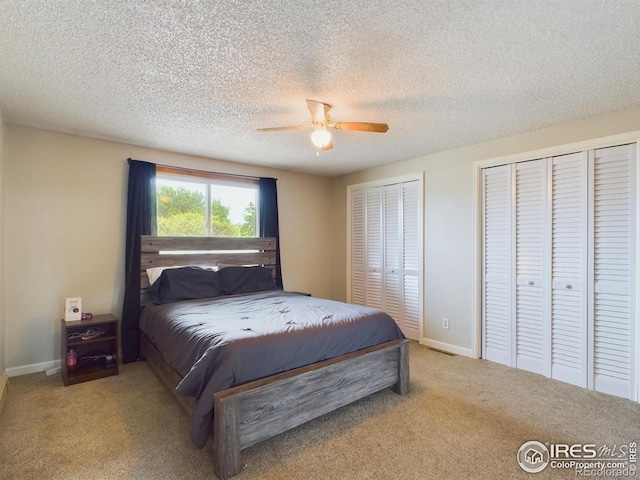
[212,338,409,479]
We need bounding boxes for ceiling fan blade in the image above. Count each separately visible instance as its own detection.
[332,122,389,133]
[257,125,310,132]
[306,99,331,124]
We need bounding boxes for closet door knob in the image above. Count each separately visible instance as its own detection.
[564,284,572,289]
[528,281,534,286]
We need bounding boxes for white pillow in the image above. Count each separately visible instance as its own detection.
[146,265,216,286]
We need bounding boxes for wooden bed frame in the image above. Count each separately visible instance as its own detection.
[138,235,409,479]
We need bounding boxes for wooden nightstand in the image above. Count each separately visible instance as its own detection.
[61,314,120,386]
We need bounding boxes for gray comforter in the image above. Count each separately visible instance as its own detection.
[139,290,405,448]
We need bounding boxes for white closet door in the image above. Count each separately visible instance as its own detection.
[483,165,513,366]
[349,178,423,341]
[515,160,548,375]
[365,187,384,309]
[402,180,420,340]
[591,144,637,398]
[350,188,366,306]
[383,184,402,324]
[551,152,589,387]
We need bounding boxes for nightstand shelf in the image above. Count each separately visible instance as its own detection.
[61,314,120,386]
[67,334,118,348]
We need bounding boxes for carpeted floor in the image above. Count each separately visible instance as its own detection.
[1,342,638,479]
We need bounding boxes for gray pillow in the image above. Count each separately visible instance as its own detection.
[218,266,278,295]
[149,267,222,304]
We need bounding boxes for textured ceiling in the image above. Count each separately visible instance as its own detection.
[1,1,639,176]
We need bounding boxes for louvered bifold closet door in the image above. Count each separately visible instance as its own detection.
[383,184,402,326]
[483,165,513,366]
[365,187,384,309]
[402,180,420,340]
[591,144,637,399]
[551,152,589,387]
[350,188,366,306]
[515,160,548,375]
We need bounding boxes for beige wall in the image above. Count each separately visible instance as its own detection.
[5,106,640,372]
[4,126,331,373]
[330,107,640,356]
[0,108,5,375]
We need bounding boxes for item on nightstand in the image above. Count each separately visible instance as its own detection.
[64,297,82,322]
[105,355,116,369]
[66,349,77,371]
[67,327,105,342]
[78,350,107,367]
[77,350,117,369]
[81,312,93,320]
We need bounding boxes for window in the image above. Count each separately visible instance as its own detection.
[155,166,259,237]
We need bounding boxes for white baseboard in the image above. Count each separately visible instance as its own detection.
[6,359,61,378]
[420,338,475,358]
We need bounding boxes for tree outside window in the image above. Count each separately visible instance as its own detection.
[156,174,258,237]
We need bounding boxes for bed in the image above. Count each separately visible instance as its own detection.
[138,235,409,479]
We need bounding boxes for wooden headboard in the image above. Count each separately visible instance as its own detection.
[139,235,277,305]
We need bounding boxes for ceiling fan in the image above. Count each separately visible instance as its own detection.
[257,99,389,151]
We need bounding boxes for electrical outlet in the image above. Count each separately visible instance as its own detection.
[442,317,450,329]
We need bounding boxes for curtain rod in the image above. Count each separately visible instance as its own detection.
[127,158,276,181]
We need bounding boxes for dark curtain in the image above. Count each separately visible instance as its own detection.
[259,177,283,288]
[122,159,157,363]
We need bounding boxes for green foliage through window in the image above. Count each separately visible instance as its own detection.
[156,181,257,237]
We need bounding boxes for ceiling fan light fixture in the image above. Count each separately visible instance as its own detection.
[257,99,388,153]
[310,126,332,149]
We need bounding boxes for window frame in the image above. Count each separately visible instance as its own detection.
[156,166,260,238]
